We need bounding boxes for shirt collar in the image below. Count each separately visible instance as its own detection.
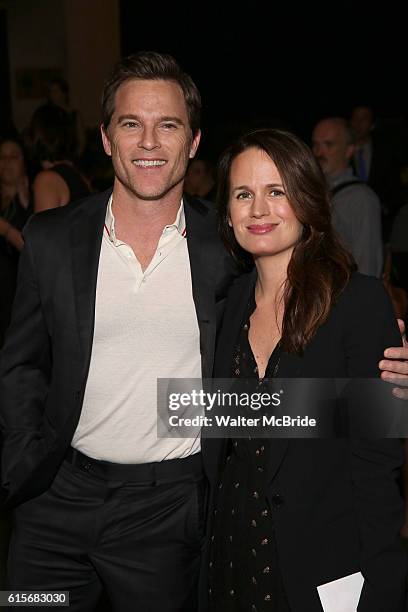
[104,196,186,243]
[327,167,354,189]
[165,199,186,236]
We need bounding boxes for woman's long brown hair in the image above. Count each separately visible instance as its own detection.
[217,129,356,354]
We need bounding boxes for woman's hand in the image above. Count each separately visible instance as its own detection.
[0,218,24,251]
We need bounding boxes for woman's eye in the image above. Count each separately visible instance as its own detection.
[236,191,251,200]
[270,189,284,197]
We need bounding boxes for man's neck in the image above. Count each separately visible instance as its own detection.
[111,180,183,232]
[110,180,184,271]
[356,135,372,147]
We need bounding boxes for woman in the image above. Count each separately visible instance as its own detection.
[0,136,31,345]
[29,104,90,212]
[203,129,406,611]
[0,136,30,252]
[47,77,86,159]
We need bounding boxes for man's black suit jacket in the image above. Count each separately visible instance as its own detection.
[201,271,407,612]
[0,190,238,508]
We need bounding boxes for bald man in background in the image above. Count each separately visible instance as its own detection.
[312,117,383,277]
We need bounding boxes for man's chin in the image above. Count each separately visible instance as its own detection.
[131,180,184,202]
[134,189,179,202]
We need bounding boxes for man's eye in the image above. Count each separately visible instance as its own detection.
[123,121,138,128]
[161,123,177,130]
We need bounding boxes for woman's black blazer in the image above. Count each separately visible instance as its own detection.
[201,271,406,612]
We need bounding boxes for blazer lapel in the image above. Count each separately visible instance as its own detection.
[184,196,219,379]
[214,268,257,378]
[70,190,110,379]
[266,345,304,481]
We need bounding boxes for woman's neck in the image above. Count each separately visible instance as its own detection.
[254,249,293,307]
[1,184,17,210]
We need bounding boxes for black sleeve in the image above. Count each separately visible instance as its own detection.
[0,222,51,498]
[341,276,406,611]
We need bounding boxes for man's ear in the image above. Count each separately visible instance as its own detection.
[189,129,201,159]
[101,124,112,157]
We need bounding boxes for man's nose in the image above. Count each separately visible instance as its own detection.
[138,127,160,150]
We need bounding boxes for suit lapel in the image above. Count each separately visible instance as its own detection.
[184,196,218,378]
[70,190,110,378]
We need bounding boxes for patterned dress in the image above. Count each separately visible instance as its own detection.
[208,293,291,611]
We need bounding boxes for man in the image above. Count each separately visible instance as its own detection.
[184,158,216,202]
[0,52,237,611]
[312,117,383,277]
[1,54,407,612]
[350,104,404,239]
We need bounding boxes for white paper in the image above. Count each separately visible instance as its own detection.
[317,571,364,612]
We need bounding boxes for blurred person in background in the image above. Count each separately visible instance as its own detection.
[312,117,383,277]
[48,77,87,159]
[29,104,90,213]
[350,105,405,240]
[184,158,216,202]
[0,135,31,346]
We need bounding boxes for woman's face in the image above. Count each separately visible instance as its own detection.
[228,147,303,260]
[49,83,66,107]
[0,141,25,186]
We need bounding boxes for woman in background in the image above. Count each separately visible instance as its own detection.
[29,104,90,213]
[0,135,31,345]
[203,129,406,611]
[47,77,86,159]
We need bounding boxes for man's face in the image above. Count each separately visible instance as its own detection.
[350,106,373,142]
[312,120,353,178]
[101,79,200,201]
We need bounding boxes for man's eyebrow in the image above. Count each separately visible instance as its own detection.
[159,116,184,125]
[116,114,184,125]
[116,114,140,124]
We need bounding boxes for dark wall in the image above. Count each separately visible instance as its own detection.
[0,8,13,136]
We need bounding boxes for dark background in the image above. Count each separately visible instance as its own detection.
[119,4,407,158]
[1,3,407,160]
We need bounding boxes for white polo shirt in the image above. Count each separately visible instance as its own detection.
[72,196,202,463]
